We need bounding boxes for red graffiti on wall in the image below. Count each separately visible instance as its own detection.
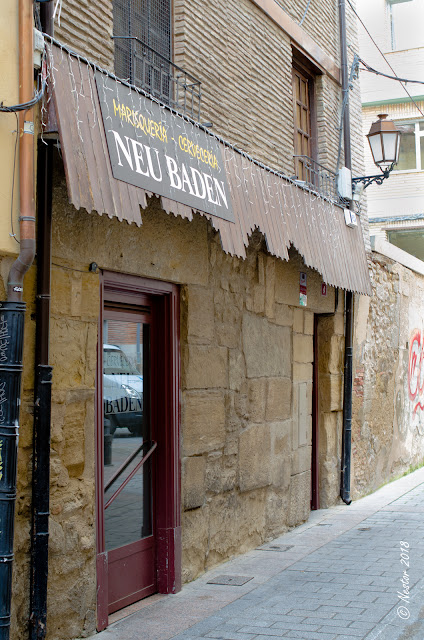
[408,329,424,416]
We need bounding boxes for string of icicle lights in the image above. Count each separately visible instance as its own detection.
[41,35,365,282]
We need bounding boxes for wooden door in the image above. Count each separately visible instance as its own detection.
[96,274,181,630]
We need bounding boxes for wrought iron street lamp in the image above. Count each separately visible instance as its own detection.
[352,114,401,193]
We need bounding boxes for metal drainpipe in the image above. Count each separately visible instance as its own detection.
[29,5,54,640]
[339,0,354,505]
[0,1,36,638]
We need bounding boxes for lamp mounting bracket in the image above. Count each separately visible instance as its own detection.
[351,163,395,191]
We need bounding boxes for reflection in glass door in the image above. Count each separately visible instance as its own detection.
[102,309,157,613]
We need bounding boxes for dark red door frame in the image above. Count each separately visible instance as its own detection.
[95,272,181,630]
[311,314,319,511]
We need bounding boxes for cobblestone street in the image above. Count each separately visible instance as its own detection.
[94,467,424,640]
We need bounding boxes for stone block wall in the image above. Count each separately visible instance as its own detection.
[3,157,346,637]
[352,253,424,499]
[179,237,341,581]
[2,256,99,639]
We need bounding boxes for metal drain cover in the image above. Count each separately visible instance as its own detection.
[207,575,254,586]
[257,544,294,552]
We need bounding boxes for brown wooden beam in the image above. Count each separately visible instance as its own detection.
[249,0,341,84]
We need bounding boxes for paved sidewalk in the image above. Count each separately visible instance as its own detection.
[94,468,424,640]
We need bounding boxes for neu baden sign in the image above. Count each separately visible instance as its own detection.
[95,73,234,223]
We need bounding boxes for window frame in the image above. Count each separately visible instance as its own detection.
[392,119,424,173]
[291,53,318,181]
[387,0,423,52]
[112,0,173,85]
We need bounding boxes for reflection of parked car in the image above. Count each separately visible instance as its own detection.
[103,344,143,435]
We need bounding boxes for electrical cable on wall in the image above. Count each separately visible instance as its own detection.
[346,0,424,117]
[0,82,46,112]
[359,58,424,86]
[53,0,63,27]
[299,0,312,25]
[273,0,313,27]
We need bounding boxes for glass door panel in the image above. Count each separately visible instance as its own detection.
[103,318,153,552]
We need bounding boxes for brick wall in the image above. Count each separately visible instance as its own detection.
[279,0,339,63]
[55,0,114,71]
[54,0,365,181]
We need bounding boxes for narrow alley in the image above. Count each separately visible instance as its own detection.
[94,468,424,640]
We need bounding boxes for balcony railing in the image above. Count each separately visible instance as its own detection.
[112,36,202,121]
[293,155,339,203]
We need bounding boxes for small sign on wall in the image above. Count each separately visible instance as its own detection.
[344,208,357,228]
[300,272,307,307]
[321,283,327,297]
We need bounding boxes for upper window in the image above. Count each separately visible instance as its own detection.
[113,0,172,97]
[292,65,315,181]
[387,0,424,51]
[394,120,424,172]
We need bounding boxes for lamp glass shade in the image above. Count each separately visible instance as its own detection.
[367,114,401,169]
[368,133,384,164]
[382,132,398,163]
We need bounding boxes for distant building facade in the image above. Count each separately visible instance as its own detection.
[351,0,424,499]
[358,0,424,256]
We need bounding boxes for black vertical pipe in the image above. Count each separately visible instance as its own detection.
[0,302,26,640]
[339,0,354,505]
[339,0,352,170]
[341,291,353,504]
[29,4,54,637]
[29,139,54,640]
[39,2,54,35]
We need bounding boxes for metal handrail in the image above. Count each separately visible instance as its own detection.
[112,35,202,120]
[104,440,157,510]
[293,155,339,203]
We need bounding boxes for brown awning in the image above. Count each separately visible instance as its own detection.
[48,41,371,295]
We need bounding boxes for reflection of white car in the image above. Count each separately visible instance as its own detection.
[103,344,143,435]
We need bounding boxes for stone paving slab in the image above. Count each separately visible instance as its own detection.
[90,467,424,640]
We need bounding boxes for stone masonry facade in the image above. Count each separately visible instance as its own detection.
[5,159,345,638]
[2,1,367,638]
[352,253,424,499]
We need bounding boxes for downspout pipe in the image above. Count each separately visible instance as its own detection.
[7,0,36,301]
[0,1,36,638]
[339,0,354,505]
[29,3,54,637]
[29,158,53,640]
[341,291,354,504]
[29,142,53,640]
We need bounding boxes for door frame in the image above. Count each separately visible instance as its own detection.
[311,313,319,511]
[96,271,181,630]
